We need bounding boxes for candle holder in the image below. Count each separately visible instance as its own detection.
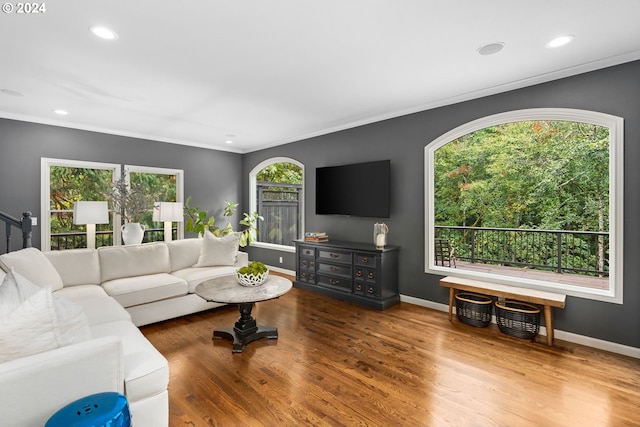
[373,223,389,249]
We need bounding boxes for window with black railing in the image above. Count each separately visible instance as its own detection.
[426,109,624,302]
[43,159,184,250]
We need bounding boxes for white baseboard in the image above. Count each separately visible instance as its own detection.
[400,294,640,359]
[266,266,296,276]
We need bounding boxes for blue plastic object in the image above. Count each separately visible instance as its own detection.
[45,392,131,427]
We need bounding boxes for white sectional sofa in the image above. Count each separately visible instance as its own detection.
[0,234,248,427]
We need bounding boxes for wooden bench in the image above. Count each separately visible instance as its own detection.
[439,276,566,346]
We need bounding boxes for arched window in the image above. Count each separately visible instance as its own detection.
[249,158,304,251]
[425,109,623,303]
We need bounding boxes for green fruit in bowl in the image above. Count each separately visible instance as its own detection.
[238,261,268,276]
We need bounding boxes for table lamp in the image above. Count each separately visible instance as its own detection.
[153,202,184,242]
[73,201,109,249]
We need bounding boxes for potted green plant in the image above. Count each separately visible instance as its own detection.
[183,196,262,247]
[106,173,157,244]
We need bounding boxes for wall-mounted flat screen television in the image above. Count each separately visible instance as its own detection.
[316,160,390,218]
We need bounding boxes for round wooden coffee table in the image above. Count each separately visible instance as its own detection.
[195,274,292,353]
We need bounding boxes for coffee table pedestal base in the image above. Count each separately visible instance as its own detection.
[213,302,278,353]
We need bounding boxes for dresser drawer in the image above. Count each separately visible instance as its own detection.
[317,262,351,278]
[299,259,316,269]
[318,249,352,264]
[355,254,377,268]
[299,246,316,257]
[298,270,316,283]
[354,267,376,282]
[317,274,352,292]
[366,283,379,297]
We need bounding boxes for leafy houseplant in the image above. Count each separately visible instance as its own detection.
[183,196,262,247]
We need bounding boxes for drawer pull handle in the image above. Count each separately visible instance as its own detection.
[304,250,312,255]
[330,266,339,272]
[362,257,369,264]
[367,287,374,294]
[356,270,363,277]
[330,253,340,258]
[355,284,363,291]
[301,272,306,278]
[301,260,307,267]
[368,272,375,280]
[330,279,340,285]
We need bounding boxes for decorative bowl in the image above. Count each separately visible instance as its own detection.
[236,269,269,287]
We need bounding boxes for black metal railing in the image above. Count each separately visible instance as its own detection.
[0,211,33,253]
[435,225,609,277]
[50,227,177,250]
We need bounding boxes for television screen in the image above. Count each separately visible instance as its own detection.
[316,160,390,218]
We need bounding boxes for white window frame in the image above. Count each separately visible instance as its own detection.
[424,108,624,304]
[249,157,304,253]
[41,158,121,250]
[125,164,185,241]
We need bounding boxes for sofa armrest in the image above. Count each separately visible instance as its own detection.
[236,251,249,267]
[0,336,124,427]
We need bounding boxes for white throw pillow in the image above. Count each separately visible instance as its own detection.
[193,231,241,267]
[0,269,91,363]
[0,278,59,363]
[0,247,64,291]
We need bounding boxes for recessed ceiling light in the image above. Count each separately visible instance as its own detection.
[477,42,505,56]
[89,25,118,40]
[53,109,69,115]
[1,88,24,97]
[225,134,235,144]
[546,35,574,48]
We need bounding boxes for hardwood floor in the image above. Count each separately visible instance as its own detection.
[141,283,640,427]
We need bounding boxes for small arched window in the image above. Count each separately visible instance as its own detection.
[249,158,304,251]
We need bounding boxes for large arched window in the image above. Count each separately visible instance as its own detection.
[249,157,304,251]
[425,109,623,303]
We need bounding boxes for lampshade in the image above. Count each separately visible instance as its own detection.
[73,201,109,225]
[153,202,184,222]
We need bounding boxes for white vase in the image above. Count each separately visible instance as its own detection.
[121,223,145,245]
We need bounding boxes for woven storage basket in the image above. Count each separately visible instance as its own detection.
[455,292,493,327]
[495,300,540,339]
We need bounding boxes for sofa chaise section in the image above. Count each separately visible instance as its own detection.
[0,238,249,426]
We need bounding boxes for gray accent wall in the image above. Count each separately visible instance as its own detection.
[243,60,640,349]
[0,119,243,251]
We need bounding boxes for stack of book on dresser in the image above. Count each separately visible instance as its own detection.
[305,232,328,242]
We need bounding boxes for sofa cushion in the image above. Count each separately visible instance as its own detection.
[193,231,240,267]
[0,247,64,291]
[55,285,132,326]
[90,320,169,402]
[166,238,202,272]
[0,270,91,363]
[45,249,101,286]
[101,273,188,308]
[172,266,238,293]
[99,243,171,283]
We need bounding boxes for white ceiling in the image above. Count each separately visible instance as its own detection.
[1,1,640,154]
